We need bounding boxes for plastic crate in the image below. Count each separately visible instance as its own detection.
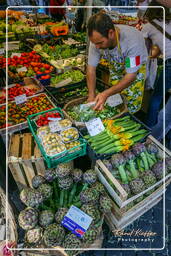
[27,107,87,168]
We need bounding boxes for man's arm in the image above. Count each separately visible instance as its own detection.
[94,72,137,110]
[86,65,97,102]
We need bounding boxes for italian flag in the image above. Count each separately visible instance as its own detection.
[125,56,141,68]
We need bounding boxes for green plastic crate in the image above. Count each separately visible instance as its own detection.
[27,107,87,168]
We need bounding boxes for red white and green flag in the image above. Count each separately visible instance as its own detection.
[125,56,141,68]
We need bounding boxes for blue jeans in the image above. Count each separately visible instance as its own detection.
[151,96,171,141]
[146,60,171,127]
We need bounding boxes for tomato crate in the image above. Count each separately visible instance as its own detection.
[8,133,46,190]
[27,108,87,168]
[0,93,57,136]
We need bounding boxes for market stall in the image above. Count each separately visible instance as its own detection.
[0,5,170,256]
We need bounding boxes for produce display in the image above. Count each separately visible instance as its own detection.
[0,94,54,129]
[61,128,79,143]
[33,43,79,60]
[84,115,149,154]
[101,140,171,207]
[50,70,85,86]
[36,111,62,127]
[67,102,121,122]
[0,78,43,104]
[18,164,112,252]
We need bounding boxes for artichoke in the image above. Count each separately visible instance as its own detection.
[20,188,44,208]
[141,170,157,188]
[55,162,72,178]
[63,233,82,256]
[39,210,54,227]
[44,169,57,182]
[71,168,83,183]
[58,176,73,207]
[146,143,158,162]
[83,169,97,185]
[81,203,101,223]
[91,182,106,195]
[25,227,43,244]
[124,151,139,179]
[152,160,165,180]
[55,208,68,224]
[129,178,145,195]
[37,184,53,200]
[82,226,98,244]
[165,157,171,173]
[32,175,46,188]
[18,207,38,230]
[102,159,113,172]
[132,143,149,170]
[80,188,99,204]
[99,194,113,213]
[43,223,65,247]
[111,153,128,183]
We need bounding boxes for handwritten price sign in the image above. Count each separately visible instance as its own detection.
[85,118,105,136]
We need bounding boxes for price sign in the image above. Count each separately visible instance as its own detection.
[49,121,61,132]
[62,206,93,238]
[0,48,5,55]
[47,117,62,121]
[85,117,105,136]
[17,66,27,73]
[11,52,21,58]
[106,94,123,107]
[15,94,27,105]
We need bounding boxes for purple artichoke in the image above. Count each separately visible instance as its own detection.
[165,157,171,173]
[146,143,158,155]
[132,143,146,155]
[152,160,166,180]
[102,159,113,172]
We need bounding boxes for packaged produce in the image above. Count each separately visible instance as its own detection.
[65,140,81,153]
[58,119,72,129]
[36,111,61,127]
[37,126,50,140]
[61,127,79,143]
[42,133,62,146]
[44,142,66,157]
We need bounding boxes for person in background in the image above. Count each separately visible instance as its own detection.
[141,1,171,127]
[87,12,148,113]
[49,0,66,21]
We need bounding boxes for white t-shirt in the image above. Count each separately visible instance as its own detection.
[88,25,148,74]
[141,19,171,60]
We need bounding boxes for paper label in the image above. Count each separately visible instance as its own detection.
[47,117,62,121]
[62,205,93,238]
[0,48,5,55]
[15,94,27,105]
[49,121,61,132]
[11,52,21,58]
[85,117,105,136]
[17,67,27,73]
[106,94,123,107]
[80,102,96,111]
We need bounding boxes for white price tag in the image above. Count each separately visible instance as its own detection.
[62,206,93,238]
[80,102,95,111]
[0,48,5,55]
[11,52,21,58]
[15,94,27,105]
[17,66,27,73]
[85,117,105,136]
[106,94,123,107]
[48,117,62,121]
[49,121,61,132]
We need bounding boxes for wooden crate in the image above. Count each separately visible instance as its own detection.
[8,133,46,190]
[95,135,171,209]
[105,195,162,230]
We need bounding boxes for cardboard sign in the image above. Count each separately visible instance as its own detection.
[85,117,105,136]
[0,48,5,55]
[15,94,27,105]
[11,52,21,58]
[17,66,27,73]
[62,205,93,238]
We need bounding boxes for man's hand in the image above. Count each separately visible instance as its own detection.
[87,94,96,103]
[93,91,109,111]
